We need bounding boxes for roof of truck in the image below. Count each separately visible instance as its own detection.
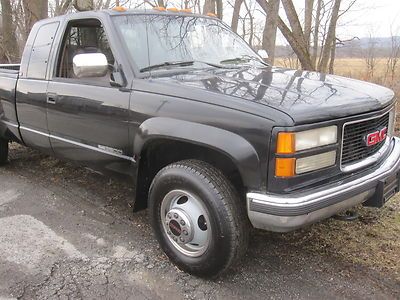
[35,8,219,28]
[60,8,215,19]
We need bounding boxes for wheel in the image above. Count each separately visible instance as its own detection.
[148,159,249,277]
[0,138,8,166]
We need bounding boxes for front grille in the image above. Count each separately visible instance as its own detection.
[341,112,389,165]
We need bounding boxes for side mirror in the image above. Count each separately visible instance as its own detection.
[73,53,108,78]
[257,49,269,60]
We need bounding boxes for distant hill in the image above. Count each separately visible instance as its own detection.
[275,36,400,59]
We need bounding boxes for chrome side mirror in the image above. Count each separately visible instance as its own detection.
[257,49,269,60]
[73,53,108,78]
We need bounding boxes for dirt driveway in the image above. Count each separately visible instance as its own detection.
[0,144,399,299]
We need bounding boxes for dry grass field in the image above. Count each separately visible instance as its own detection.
[273,57,400,281]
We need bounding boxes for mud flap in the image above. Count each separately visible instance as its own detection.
[363,172,400,208]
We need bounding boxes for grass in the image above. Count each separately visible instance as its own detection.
[273,57,400,282]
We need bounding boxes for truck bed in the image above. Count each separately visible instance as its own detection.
[0,64,20,73]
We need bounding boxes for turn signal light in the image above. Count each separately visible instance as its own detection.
[206,12,217,17]
[180,8,192,13]
[167,7,179,11]
[153,6,166,11]
[276,132,295,154]
[113,6,127,12]
[275,158,295,177]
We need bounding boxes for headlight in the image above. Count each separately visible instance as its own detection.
[295,126,337,151]
[277,126,337,154]
[296,151,336,174]
[275,126,338,177]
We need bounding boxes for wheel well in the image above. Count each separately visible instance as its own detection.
[133,139,245,211]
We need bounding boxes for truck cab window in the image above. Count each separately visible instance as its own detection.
[56,19,115,84]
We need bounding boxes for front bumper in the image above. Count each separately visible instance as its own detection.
[247,137,400,232]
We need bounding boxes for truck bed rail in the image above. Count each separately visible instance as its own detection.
[0,64,20,72]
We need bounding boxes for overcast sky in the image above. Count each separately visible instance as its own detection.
[257,0,400,45]
[336,0,400,38]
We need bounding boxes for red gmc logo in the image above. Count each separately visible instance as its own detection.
[365,127,387,147]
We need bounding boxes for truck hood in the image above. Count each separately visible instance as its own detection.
[152,66,395,124]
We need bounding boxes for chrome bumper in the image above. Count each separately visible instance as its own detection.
[247,137,400,232]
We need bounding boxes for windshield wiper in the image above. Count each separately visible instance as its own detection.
[140,61,195,73]
[140,60,238,73]
[220,55,267,66]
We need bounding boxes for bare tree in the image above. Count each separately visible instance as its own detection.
[318,0,341,72]
[231,0,244,33]
[312,0,322,66]
[261,0,280,64]
[0,0,19,63]
[364,32,377,80]
[52,0,73,16]
[22,0,49,39]
[74,0,94,11]
[203,0,223,18]
[385,29,400,85]
[304,0,313,49]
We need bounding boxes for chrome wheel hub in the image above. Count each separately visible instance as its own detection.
[161,190,211,257]
[165,208,193,244]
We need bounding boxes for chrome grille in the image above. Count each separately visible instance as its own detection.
[341,112,390,165]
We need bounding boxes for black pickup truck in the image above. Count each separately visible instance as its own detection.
[0,8,399,277]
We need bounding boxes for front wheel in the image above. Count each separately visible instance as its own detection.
[148,160,249,277]
[0,138,8,166]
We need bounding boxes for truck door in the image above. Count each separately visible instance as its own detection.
[46,18,133,176]
[17,21,60,154]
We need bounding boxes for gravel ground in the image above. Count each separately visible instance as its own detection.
[0,144,399,300]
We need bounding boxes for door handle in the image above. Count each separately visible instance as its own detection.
[47,93,58,104]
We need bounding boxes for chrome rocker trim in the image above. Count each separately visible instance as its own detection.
[247,136,400,232]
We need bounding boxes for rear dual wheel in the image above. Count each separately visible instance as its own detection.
[0,138,8,166]
[149,160,249,277]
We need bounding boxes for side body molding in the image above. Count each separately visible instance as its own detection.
[133,117,261,188]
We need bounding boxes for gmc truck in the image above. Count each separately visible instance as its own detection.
[0,8,399,277]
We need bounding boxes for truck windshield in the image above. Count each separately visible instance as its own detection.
[113,14,265,72]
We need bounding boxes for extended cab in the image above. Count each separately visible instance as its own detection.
[0,8,399,277]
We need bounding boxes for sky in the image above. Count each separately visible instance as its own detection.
[336,0,400,38]
[267,0,400,45]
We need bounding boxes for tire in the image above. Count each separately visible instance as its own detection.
[0,138,8,166]
[148,159,249,277]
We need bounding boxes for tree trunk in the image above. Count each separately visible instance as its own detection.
[281,0,306,46]
[22,0,49,39]
[231,0,244,33]
[328,33,336,74]
[256,0,314,70]
[312,0,322,68]
[203,0,215,15]
[55,0,73,15]
[304,0,313,49]
[262,0,280,64]
[318,0,341,72]
[243,0,253,46]
[216,0,223,19]
[73,0,94,11]
[0,0,19,63]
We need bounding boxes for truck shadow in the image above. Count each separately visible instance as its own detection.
[4,143,400,298]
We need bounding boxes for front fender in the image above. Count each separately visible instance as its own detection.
[133,117,261,189]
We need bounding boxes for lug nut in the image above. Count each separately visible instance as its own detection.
[167,213,172,219]
[180,220,185,226]
[174,213,179,219]
[182,230,188,235]
[167,230,171,235]
[179,237,185,243]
